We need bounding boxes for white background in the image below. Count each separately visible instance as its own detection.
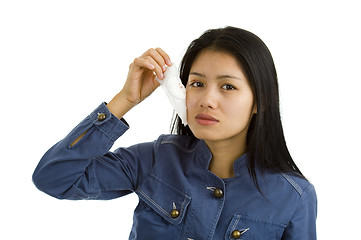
[1,0,360,239]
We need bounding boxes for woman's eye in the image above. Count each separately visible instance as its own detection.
[221,84,236,90]
[190,82,203,87]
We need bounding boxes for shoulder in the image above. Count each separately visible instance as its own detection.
[259,170,317,206]
[275,171,317,213]
[121,134,200,160]
[259,171,317,222]
[123,134,197,152]
[279,173,317,237]
[155,134,200,153]
[278,172,315,197]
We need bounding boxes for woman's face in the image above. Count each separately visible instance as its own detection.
[186,49,256,143]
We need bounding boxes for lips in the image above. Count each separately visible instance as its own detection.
[195,114,219,125]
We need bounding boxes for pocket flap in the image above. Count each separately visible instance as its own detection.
[225,214,286,240]
[136,174,191,225]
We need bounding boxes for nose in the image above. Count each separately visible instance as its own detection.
[200,87,218,109]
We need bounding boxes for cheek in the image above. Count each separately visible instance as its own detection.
[225,95,254,119]
[186,92,197,112]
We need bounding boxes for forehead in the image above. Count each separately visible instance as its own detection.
[190,50,247,79]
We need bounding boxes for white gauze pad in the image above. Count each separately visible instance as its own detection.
[156,64,188,126]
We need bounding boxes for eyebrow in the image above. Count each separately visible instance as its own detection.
[189,72,243,81]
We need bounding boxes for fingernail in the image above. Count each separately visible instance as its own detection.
[162,65,167,71]
[166,59,172,66]
[160,73,164,79]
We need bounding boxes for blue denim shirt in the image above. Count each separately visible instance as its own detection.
[33,103,317,240]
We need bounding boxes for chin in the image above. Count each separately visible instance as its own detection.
[192,131,224,142]
[191,125,249,143]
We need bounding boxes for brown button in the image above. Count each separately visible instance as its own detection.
[97,113,106,121]
[214,188,223,198]
[231,230,241,239]
[170,209,180,218]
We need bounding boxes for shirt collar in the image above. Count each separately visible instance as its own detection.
[196,139,248,178]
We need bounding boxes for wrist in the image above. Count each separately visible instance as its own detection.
[107,91,136,119]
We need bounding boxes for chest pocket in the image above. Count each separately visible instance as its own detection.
[225,214,286,240]
[135,173,191,225]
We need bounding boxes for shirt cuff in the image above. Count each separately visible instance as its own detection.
[89,102,129,141]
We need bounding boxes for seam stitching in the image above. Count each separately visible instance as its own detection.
[281,172,303,196]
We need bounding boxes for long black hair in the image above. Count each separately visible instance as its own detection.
[171,26,305,191]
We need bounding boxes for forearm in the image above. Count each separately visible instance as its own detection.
[33,103,129,199]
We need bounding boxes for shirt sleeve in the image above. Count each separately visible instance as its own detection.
[282,183,318,239]
[32,102,155,200]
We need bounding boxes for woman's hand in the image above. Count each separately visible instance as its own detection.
[107,48,172,119]
[122,48,172,105]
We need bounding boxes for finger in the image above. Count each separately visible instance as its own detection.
[132,57,155,71]
[155,47,172,66]
[142,48,168,72]
[144,56,164,80]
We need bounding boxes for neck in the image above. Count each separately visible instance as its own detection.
[205,135,247,179]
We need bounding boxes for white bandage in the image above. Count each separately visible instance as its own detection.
[156,64,187,126]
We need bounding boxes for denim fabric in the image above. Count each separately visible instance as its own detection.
[33,102,317,240]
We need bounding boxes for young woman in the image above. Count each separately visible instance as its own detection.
[33,26,317,239]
